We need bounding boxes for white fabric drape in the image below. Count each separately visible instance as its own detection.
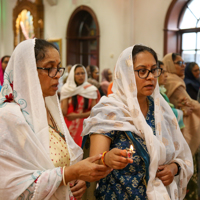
[0,39,83,200]
[60,64,97,101]
[82,46,193,199]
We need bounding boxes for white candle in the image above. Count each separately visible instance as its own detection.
[127,145,134,159]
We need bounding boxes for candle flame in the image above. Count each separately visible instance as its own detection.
[130,145,133,151]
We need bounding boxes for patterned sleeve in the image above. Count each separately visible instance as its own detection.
[90,131,116,142]
[17,167,63,200]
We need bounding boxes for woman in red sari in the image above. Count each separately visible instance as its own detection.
[61,64,99,146]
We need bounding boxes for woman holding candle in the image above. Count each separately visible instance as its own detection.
[82,45,193,199]
[0,39,111,200]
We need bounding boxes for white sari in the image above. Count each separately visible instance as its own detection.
[0,39,83,200]
[82,46,193,199]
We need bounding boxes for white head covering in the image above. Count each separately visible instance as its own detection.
[60,64,97,101]
[82,45,193,199]
[0,39,83,199]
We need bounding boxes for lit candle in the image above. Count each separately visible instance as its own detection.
[127,145,134,159]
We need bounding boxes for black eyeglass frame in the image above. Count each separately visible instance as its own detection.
[37,67,65,78]
[134,68,162,79]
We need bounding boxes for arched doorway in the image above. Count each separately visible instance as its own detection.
[66,6,100,67]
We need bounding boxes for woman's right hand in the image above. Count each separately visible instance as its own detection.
[104,148,133,169]
[72,154,112,182]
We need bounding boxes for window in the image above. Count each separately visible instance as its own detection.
[179,0,200,65]
[13,0,44,47]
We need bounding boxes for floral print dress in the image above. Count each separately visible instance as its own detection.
[92,96,155,200]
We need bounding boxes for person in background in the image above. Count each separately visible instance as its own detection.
[87,65,105,96]
[82,45,193,199]
[163,53,200,155]
[163,53,200,200]
[0,55,10,86]
[0,39,111,200]
[86,65,91,78]
[100,68,112,95]
[57,65,72,100]
[107,81,113,96]
[63,64,72,85]
[184,62,200,100]
[158,60,184,129]
[60,64,99,147]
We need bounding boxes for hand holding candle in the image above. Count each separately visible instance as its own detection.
[127,145,135,159]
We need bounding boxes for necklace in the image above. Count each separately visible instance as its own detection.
[47,109,65,140]
[48,109,57,130]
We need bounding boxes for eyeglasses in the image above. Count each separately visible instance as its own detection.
[75,72,85,76]
[37,67,65,78]
[174,61,185,66]
[134,68,162,79]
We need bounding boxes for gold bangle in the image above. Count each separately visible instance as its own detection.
[62,166,67,186]
[101,151,109,167]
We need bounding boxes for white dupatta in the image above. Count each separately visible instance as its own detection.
[60,64,97,101]
[82,46,193,199]
[0,39,83,200]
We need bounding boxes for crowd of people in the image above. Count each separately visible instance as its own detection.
[0,38,199,200]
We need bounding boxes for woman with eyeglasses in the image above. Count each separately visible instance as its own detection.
[163,53,200,156]
[82,45,193,199]
[184,62,200,100]
[0,55,10,86]
[60,64,99,147]
[0,39,111,200]
[158,61,185,130]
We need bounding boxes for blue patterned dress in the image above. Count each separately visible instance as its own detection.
[92,96,155,200]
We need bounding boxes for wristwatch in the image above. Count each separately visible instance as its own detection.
[174,162,181,176]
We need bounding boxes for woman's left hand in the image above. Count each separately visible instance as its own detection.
[70,180,86,199]
[156,163,178,186]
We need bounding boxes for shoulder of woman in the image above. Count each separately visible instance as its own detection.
[0,103,26,123]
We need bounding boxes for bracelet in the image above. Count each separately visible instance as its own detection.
[101,151,109,167]
[174,162,181,176]
[62,166,67,186]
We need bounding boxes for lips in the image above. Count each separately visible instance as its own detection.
[52,83,59,89]
[144,84,154,87]
[144,84,155,90]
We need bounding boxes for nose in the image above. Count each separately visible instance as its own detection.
[147,71,154,80]
[55,70,61,79]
